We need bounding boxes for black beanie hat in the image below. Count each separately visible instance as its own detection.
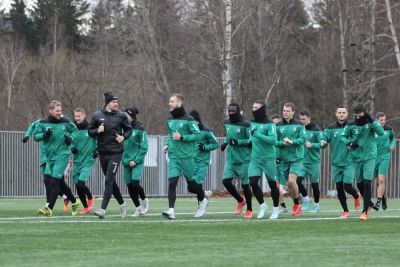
[125,106,139,118]
[104,92,118,105]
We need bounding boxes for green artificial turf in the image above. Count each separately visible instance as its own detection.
[0,197,399,267]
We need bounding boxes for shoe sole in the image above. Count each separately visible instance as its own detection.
[162,212,175,220]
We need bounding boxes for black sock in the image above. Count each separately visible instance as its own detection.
[43,174,52,203]
[127,182,140,207]
[187,181,205,202]
[249,176,264,205]
[357,182,364,197]
[293,198,300,205]
[363,180,372,213]
[344,183,359,199]
[168,177,179,208]
[311,183,320,203]
[59,178,76,203]
[242,184,252,211]
[48,178,61,210]
[336,182,348,212]
[75,181,89,208]
[296,177,307,197]
[376,197,382,204]
[222,178,244,203]
[280,202,286,208]
[138,186,146,200]
[268,181,279,207]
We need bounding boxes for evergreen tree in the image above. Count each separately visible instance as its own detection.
[31,0,90,51]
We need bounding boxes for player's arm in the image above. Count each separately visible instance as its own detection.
[180,121,200,142]
[203,132,219,151]
[33,123,46,142]
[133,131,149,164]
[291,125,306,145]
[389,129,396,149]
[253,124,277,145]
[371,120,384,136]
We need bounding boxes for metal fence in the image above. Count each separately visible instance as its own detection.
[1,131,399,198]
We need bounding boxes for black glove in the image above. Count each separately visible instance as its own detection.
[276,158,281,164]
[92,150,99,159]
[64,135,72,146]
[22,136,29,143]
[43,128,52,139]
[346,142,359,149]
[250,129,256,136]
[220,143,228,152]
[198,144,206,151]
[365,113,374,123]
[229,139,238,146]
[71,147,78,154]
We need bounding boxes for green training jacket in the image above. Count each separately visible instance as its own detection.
[123,121,149,166]
[223,117,251,164]
[276,119,306,162]
[321,120,351,166]
[342,119,384,162]
[303,122,322,164]
[71,121,97,167]
[25,119,47,165]
[376,125,395,160]
[33,116,77,161]
[249,120,276,160]
[194,125,219,163]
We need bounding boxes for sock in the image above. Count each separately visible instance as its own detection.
[250,176,264,205]
[43,175,52,203]
[336,182,348,212]
[76,181,89,208]
[268,181,280,207]
[260,203,267,209]
[357,182,364,197]
[242,184,252,211]
[168,177,179,208]
[223,178,244,203]
[187,181,205,201]
[303,196,310,202]
[362,180,372,213]
[59,178,76,203]
[296,177,308,197]
[311,183,320,203]
[344,183,359,199]
[48,178,61,210]
[127,182,140,207]
[168,208,174,214]
[293,198,300,205]
[280,202,286,208]
[138,186,146,200]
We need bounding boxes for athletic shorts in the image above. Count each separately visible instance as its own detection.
[277,160,302,186]
[374,158,390,177]
[354,159,376,182]
[298,163,320,183]
[168,158,195,181]
[45,155,69,179]
[193,161,209,185]
[222,162,249,185]
[72,164,93,184]
[248,158,276,182]
[332,165,354,184]
[123,163,144,184]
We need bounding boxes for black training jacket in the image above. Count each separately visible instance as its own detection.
[88,108,132,155]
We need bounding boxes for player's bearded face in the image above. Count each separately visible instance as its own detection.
[49,106,62,119]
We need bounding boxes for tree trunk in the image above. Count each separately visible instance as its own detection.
[223,0,233,109]
[338,1,349,107]
[369,0,376,113]
[385,0,400,70]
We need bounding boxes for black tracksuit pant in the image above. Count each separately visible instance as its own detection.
[99,153,124,210]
